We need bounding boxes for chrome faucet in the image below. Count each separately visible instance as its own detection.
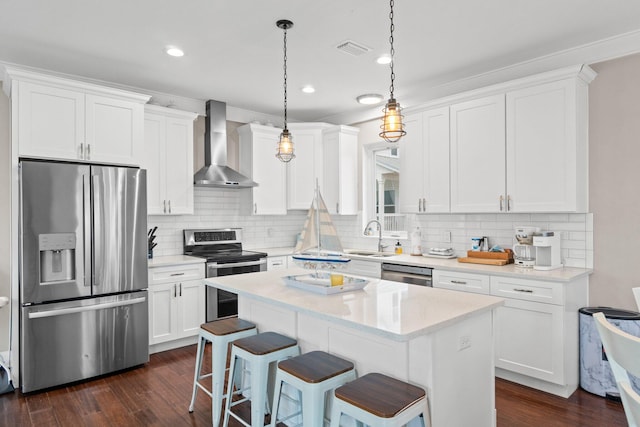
[364,219,384,252]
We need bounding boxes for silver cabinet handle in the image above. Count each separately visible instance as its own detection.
[507,195,511,211]
[336,202,339,214]
[254,203,257,214]
[79,143,84,159]
[422,198,426,212]
[499,195,504,211]
[170,272,185,277]
[163,200,167,214]
[86,143,91,160]
[174,284,177,298]
[179,283,182,297]
[168,200,171,214]
[513,288,533,293]
[451,280,467,285]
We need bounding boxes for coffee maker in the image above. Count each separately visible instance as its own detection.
[533,232,562,270]
[513,226,541,268]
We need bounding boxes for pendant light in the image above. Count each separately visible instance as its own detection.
[379,0,406,143]
[276,19,295,162]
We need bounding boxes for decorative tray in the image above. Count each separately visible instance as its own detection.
[291,254,351,270]
[422,253,457,259]
[283,273,368,295]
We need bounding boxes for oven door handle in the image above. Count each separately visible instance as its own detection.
[209,259,267,269]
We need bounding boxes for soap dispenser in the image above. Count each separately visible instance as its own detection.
[395,241,403,254]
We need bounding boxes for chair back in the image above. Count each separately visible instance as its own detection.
[594,312,640,427]
[633,287,640,311]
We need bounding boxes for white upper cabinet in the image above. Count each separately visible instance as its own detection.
[322,125,359,215]
[450,94,506,212]
[286,124,326,210]
[5,66,149,165]
[144,105,197,215]
[506,79,588,212]
[238,123,287,215]
[400,108,450,213]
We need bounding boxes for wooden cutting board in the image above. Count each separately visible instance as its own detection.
[466,249,513,260]
[458,257,511,266]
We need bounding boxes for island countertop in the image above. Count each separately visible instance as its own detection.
[205,267,504,342]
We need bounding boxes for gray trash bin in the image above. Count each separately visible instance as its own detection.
[579,307,640,399]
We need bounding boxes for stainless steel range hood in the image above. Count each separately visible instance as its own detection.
[194,100,257,188]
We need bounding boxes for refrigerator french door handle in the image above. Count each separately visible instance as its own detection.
[83,174,91,287]
[27,297,147,319]
[92,175,102,288]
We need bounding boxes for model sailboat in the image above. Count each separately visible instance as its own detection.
[292,183,350,268]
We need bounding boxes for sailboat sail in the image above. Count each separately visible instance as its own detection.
[294,188,343,255]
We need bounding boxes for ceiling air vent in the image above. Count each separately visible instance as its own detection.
[336,40,371,56]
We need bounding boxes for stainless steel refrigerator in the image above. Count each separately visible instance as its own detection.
[19,160,149,393]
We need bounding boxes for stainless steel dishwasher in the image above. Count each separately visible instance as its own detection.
[381,263,433,287]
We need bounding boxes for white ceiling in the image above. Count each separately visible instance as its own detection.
[2,1,640,124]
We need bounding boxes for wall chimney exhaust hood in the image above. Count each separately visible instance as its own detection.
[194,100,258,188]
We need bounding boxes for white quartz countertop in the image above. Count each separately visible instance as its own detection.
[345,251,591,282]
[205,268,504,342]
[248,247,295,257]
[148,255,205,268]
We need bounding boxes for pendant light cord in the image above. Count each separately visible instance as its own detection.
[283,25,288,129]
[388,0,396,99]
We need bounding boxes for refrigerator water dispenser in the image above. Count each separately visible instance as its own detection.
[39,233,76,284]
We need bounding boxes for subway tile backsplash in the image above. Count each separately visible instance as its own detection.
[149,188,593,269]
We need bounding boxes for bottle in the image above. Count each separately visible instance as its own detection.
[395,241,403,254]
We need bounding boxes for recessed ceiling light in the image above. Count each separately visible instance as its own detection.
[301,85,315,94]
[165,46,184,57]
[376,55,391,65]
[356,94,385,105]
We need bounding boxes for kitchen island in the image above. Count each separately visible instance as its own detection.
[205,268,504,427]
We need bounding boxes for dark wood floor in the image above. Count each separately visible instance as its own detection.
[0,343,628,426]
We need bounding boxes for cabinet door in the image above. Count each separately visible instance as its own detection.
[423,107,450,212]
[243,129,287,215]
[164,116,194,214]
[177,280,205,338]
[494,298,564,384]
[506,79,579,212]
[85,94,144,165]
[267,256,288,270]
[323,129,358,215]
[450,95,506,212]
[399,112,424,213]
[148,283,178,345]
[143,113,167,215]
[287,128,322,210]
[17,81,84,160]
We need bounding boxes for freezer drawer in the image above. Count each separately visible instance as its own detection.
[20,291,149,393]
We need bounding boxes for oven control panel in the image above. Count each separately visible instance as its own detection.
[184,228,241,246]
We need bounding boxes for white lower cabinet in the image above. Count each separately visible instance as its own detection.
[433,269,588,397]
[148,262,205,351]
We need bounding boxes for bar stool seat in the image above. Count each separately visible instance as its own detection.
[188,318,257,427]
[223,332,300,427]
[330,373,430,427]
[270,351,356,427]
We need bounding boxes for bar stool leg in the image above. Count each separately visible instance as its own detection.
[188,334,207,412]
[211,339,229,427]
[250,356,269,427]
[222,352,238,427]
[269,371,285,427]
[301,385,324,427]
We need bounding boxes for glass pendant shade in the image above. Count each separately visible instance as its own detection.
[379,98,406,143]
[276,129,295,162]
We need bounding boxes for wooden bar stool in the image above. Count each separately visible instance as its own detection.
[269,351,356,427]
[329,373,430,427]
[222,332,300,427]
[188,318,257,427]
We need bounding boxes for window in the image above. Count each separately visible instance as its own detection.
[363,143,407,239]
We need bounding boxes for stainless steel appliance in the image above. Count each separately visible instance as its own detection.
[381,263,433,287]
[183,229,267,321]
[19,160,149,393]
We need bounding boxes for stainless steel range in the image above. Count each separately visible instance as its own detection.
[183,229,267,321]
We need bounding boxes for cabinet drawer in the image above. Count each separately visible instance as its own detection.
[149,263,205,285]
[490,276,563,305]
[267,256,288,270]
[343,259,381,278]
[432,270,490,294]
